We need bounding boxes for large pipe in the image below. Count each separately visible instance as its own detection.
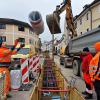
[29,11,44,35]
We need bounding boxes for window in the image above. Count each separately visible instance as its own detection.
[74,22,77,28]
[29,30,33,34]
[87,28,89,32]
[17,48,29,55]
[18,25,25,31]
[0,24,6,29]
[0,36,6,42]
[29,39,33,44]
[86,13,89,20]
[56,47,57,51]
[19,38,25,43]
[80,18,82,25]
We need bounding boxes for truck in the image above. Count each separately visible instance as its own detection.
[46,0,100,77]
[60,27,100,76]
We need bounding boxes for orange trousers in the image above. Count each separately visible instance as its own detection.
[0,67,10,95]
[83,73,93,89]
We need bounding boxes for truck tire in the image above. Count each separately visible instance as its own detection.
[60,57,64,65]
[80,63,83,79]
[64,58,68,68]
[60,60,63,65]
[73,59,81,76]
[64,62,67,68]
[64,60,69,68]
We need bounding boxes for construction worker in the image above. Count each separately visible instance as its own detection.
[89,42,100,100]
[0,39,24,98]
[81,47,93,99]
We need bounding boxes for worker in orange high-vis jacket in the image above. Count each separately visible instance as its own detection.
[89,42,100,100]
[0,39,24,98]
[81,47,93,99]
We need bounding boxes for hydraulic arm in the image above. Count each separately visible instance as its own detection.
[54,0,77,37]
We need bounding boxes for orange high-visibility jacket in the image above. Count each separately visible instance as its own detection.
[0,47,17,63]
[0,47,17,95]
[89,52,100,81]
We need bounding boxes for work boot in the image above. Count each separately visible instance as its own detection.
[82,91,88,95]
[85,94,93,99]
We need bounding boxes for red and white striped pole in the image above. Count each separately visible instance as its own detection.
[29,56,40,77]
[29,56,34,71]
[20,58,29,84]
[32,56,39,72]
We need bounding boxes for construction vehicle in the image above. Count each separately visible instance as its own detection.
[60,27,100,76]
[46,0,100,76]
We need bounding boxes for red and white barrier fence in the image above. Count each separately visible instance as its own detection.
[20,56,40,84]
[29,56,40,72]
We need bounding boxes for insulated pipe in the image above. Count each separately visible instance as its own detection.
[29,11,44,35]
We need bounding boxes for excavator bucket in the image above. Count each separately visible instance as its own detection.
[46,13,61,34]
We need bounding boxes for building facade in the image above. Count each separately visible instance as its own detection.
[64,0,100,37]
[74,0,100,36]
[0,18,40,51]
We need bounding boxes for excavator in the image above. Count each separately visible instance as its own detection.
[46,0,77,37]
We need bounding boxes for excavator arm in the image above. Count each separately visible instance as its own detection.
[65,0,77,37]
[55,0,77,37]
[46,0,77,37]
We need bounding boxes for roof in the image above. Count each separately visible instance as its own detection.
[75,0,100,20]
[0,18,33,30]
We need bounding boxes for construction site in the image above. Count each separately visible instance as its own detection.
[0,0,100,100]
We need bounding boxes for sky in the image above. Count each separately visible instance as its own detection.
[0,0,94,42]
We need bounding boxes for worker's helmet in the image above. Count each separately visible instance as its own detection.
[94,42,100,51]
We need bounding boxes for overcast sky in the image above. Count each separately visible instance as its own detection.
[0,0,94,42]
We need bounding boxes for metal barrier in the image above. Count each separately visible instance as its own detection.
[0,72,6,100]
